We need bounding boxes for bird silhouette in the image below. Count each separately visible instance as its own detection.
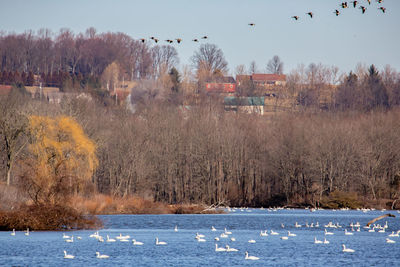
[351,1,358,7]
[192,39,199,42]
[377,0,383,3]
[341,2,348,8]
[379,6,386,13]
[139,38,146,43]
[335,9,340,16]
[176,38,182,44]
[292,16,299,20]
[150,36,155,40]
[248,23,255,26]
[202,36,208,39]
[165,39,173,43]
[360,6,366,13]
[153,38,159,43]
[367,0,371,4]
[307,12,313,18]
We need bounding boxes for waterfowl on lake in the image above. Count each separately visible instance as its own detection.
[132,239,144,245]
[63,250,74,259]
[215,244,226,252]
[96,252,110,259]
[106,235,116,242]
[11,229,15,236]
[155,237,167,245]
[225,245,238,252]
[342,244,355,253]
[245,251,260,260]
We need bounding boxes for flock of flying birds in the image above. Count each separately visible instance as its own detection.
[138,0,387,45]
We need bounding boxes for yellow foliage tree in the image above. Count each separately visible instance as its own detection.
[21,115,98,205]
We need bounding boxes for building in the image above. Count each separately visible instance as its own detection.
[224,96,265,115]
[205,76,236,93]
[236,74,286,88]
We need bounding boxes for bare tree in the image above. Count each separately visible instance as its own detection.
[191,44,228,81]
[249,61,258,74]
[266,55,284,74]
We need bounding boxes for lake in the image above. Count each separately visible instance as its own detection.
[0,208,399,266]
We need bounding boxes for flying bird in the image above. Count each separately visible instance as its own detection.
[176,38,182,44]
[341,2,348,8]
[165,39,173,43]
[335,9,340,16]
[248,23,255,26]
[377,0,383,3]
[292,16,299,20]
[351,1,358,7]
[153,38,159,43]
[307,12,313,18]
[367,0,371,4]
[379,6,386,13]
[360,6,366,13]
[139,38,146,43]
[192,39,199,42]
[202,36,208,39]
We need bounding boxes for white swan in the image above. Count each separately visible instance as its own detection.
[155,237,167,245]
[106,235,116,242]
[225,245,238,252]
[211,226,217,231]
[215,244,226,252]
[174,225,178,232]
[323,238,330,244]
[245,251,259,260]
[62,233,70,239]
[386,238,396,243]
[270,230,279,235]
[25,228,29,236]
[220,233,228,238]
[230,237,236,241]
[388,231,399,237]
[214,237,220,241]
[116,233,130,240]
[260,230,268,237]
[11,229,15,236]
[132,239,144,245]
[96,252,110,259]
[197,237,206,242]
[325,229,333,235]
[65,236,74,243]
[280,236,288,240]
[288,231,296,237]
[195,233,205,239]
[248,239,256,243]
[63,250,74,259]
[89,231,99,238]
[224,228,232,235]
[295,222,301,228]
[314,237,323,244]
[119,238,130,242]
[345,229,353,236]
[342,244,355,253]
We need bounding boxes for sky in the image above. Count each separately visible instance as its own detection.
[1,0,399,75]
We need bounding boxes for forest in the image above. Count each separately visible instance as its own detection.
[1,28,400,218]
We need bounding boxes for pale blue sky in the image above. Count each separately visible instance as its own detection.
[1,0,399,75]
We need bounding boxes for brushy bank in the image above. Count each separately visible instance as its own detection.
[0,204,102,231]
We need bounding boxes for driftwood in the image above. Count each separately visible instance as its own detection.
[366,213,396,227]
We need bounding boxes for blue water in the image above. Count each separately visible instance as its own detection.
[1,209,399,266]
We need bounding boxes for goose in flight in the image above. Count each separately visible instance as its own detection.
[176,38,182,44]
[248,23,255,26]
[292,16,299,20]
[335,9,340,16]
[307,12,313,18]
[360,6,367,13]
[379,7,386,13]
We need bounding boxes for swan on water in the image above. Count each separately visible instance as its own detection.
[132,239,144,245]
[325,229,333,235]
[288,231,296,237]
[270,230,279,235]
[63,250,74,259]
[174,225,178,232]
[248,239,256,243]
[106,235,116,242]
[65,236,74,243]
[220,233,228,238]
[323,238,330,244]
[214,237,220,241]
[11,229,15,236]
[116,233,130,240]
[386,238,396,243]
[225,245,238,252]
[211,226,217,231]
[281,236,289,240]
[260,230,268,237]
[314,237,323,244]
[215,244,226,252]
[96,252,110,259]
[342,244,355,253]
[25,228,29,236]
[155,237,167,245]
[344,229,353,236]
[245,251,259,260]
[224,228,232,235]
[230,237,236,241]
[62,233,70,239]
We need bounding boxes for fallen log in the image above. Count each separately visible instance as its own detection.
[366,213,396,227]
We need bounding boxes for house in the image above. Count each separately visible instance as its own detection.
[224,96,265,115]
[205,76,236,93]
[236,74,286,89]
